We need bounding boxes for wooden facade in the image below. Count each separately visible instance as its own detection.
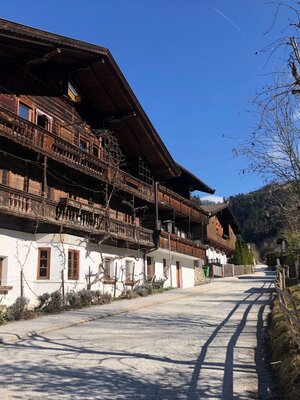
[0,19,220,303]
[202,204,239,257]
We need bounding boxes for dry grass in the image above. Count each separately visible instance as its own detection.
[269,283,300,400]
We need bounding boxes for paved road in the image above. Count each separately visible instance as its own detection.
[0,270,275,400]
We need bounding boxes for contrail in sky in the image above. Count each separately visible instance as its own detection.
[214,7,247,37]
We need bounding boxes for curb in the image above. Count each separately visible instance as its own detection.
[0,282,233,345]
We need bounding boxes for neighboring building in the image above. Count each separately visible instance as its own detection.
[201,204,239,266]
[0,19,214,305]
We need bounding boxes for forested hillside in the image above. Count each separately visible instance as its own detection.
[228,184,287,251]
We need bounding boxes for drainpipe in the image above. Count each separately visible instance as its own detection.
[155,181,159,230]
[141,181,160,282]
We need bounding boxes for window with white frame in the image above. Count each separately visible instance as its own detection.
[36,109,53,131]
[125,260,134,281]
[104,258,115,280]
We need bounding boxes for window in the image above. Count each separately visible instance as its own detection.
[0,169,9,185]
[93,145,99,157]
[68,82,81,103]
[147,257,154,279]
[36,109,52,131]
[37,114,49,130]
[104,258,115,280]
[80,139,88,152]
[163,258,169,278]
[19,103,31,121]
[68,250,79,280]
[125,260,134,281]
[139,157,153,184]
[37,248,50,279]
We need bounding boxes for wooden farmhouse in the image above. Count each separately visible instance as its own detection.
[0,19,229,305]
[201,204,239,265]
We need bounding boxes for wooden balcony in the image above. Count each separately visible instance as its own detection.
[0,106,154,203]
[204,235,236,254]
[159,231,206,259]
[158,185,208,223]
[0,185,154,247]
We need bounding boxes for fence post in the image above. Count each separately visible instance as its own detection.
[282,267,286,291]
[20,269,24,298]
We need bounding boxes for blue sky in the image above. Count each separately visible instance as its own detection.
[1,1,291,199]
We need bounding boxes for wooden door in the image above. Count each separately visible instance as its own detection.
[0,258,3,285]
[147,257,154,280]
[176,261,181,288]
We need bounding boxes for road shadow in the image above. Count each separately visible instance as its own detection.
[187,280,276,399]
[0,279,277,399]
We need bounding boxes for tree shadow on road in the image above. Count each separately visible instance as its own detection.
[0,281,277,399]
[187,283,276,400]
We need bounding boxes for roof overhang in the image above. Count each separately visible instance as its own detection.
[0,18,180,179]
[177,164,215,194]
[202,204,240,234]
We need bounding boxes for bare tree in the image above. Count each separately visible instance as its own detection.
[85,128,146,291]
[235,2,300,234]
[256,1,300,106]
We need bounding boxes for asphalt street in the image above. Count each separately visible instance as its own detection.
[0,269,275,400]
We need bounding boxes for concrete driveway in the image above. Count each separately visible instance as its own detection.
[0,270,275,400]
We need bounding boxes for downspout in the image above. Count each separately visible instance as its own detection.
[155,181,159,230]
[143,181,160,278]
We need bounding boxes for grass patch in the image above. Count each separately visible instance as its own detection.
[269,283,300,400]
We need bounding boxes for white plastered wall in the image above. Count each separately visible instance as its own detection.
[0,228,145,306]
[150,248,197,289]
[206,247,227,265]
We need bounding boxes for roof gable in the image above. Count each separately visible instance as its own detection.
[0,18,180,179]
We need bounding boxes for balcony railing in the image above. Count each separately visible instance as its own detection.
[158,185,208,223]
[204,235,236,253]
[0,185,154,247]
[0,106,154,203]
[159,231,206,259]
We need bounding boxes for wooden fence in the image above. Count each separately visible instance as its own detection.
[211,264,254,278]
[275,266,300,345]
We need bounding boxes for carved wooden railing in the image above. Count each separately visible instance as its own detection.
[111,167,154,200]
[0,106,154,202]
[159,231,206,259]
[204,234,236,253]
[0,185,154,247]
[158,185,208,223]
